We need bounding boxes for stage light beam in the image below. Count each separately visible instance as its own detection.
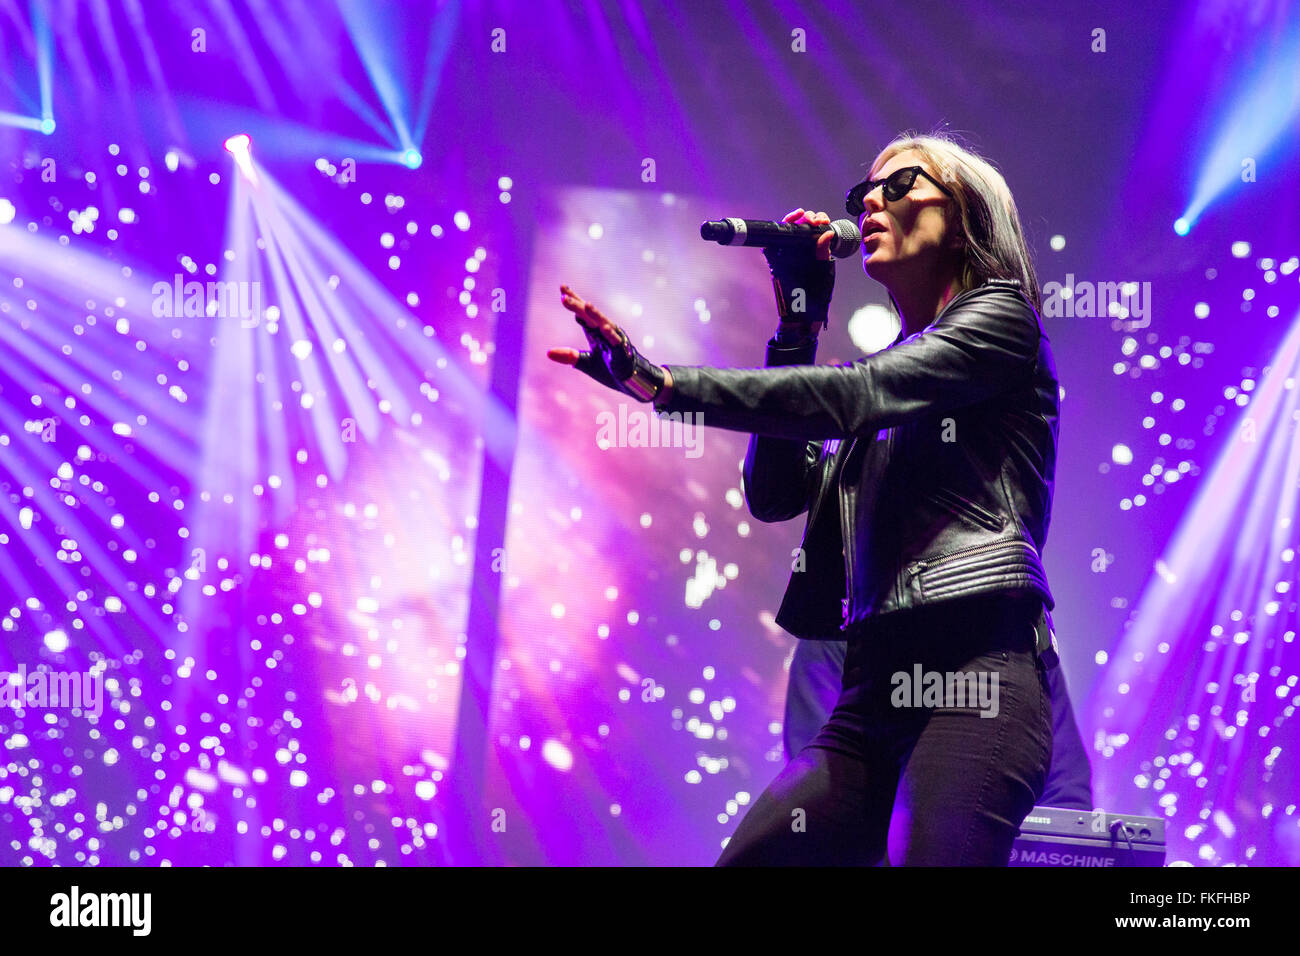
[224,133,259,186]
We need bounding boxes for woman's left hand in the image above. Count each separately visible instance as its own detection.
[547,284,670,403]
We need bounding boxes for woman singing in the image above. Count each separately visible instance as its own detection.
[547,131,1060,866]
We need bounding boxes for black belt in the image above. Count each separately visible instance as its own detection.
[849,593,1058,668]
[1031,602,1060,669]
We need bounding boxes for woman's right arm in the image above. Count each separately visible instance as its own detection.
[739,208,836,522]
[741,333,824,522]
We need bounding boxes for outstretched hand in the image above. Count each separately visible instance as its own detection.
[547,284,671,403]
[547,284,622,368]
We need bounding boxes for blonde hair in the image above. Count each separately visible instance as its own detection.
[867,130,1041,311]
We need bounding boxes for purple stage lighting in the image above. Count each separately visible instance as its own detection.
[223,133,257,186]
[0,0,1297,880]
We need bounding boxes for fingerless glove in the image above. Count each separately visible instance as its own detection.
[763,245,834,337]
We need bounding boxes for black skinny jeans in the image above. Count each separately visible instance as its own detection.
[716,593,1052,866]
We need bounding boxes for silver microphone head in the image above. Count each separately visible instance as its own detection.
[827,218,863,259]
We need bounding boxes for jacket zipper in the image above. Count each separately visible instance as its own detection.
[907,536,1024,578]
[931,487,1003,532]
[803,443,835,542]
[838,437,858,624]
[798,441,840,629]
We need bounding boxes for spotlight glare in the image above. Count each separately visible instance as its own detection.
[39,118,55,135]
[1174,217,1190,236]
[223,134,258,185]
[846,303,901,356]
[402,149,422,170]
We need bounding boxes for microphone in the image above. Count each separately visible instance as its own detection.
[700,217,862,258]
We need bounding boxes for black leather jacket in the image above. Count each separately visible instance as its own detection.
[657,278,1060,647]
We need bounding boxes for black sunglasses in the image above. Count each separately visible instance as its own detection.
[845,166,955,217]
